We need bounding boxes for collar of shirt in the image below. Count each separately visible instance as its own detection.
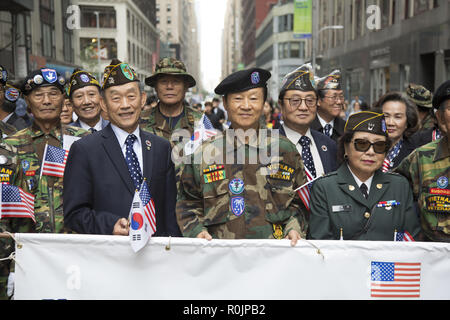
[347,164,374,194]
[282,124,314,147]
[317,114,334,130]
[110,124,143,174]
[79,118,103,132]
[2,112,13,124]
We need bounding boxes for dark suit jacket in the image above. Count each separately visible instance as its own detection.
[63,124,181,236]
[390,137,418,170]
[310,116,346,143]
[279,126,338,174]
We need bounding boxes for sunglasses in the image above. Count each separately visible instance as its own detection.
[352,139,388,154]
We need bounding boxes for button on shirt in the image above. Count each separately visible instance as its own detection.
[282,124,325,177]
[111,124,144,175]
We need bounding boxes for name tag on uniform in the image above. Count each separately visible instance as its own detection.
[332,205,352,213]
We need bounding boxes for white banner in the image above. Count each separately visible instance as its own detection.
[13,234,450,300]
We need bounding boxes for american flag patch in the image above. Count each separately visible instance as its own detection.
[370,261,421,298]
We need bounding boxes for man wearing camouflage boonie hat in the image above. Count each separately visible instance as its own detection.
[396,80,450,242]
[406,83,435,131]
[140,57,202,186]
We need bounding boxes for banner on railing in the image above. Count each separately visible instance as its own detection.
[13,234,450,300]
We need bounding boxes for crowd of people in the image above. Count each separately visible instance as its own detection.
[0,57,448,299]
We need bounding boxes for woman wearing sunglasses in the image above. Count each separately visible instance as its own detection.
[308,111,421,241]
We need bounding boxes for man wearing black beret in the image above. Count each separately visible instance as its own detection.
[396,80,450,242]
[64,59,181,237]
[0,66,27,132]
[177,67,309,246]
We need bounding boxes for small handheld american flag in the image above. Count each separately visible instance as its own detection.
[394,230,415,242]
[0,183,35,222]
[296,167,318,211]
[184,114,217,156]
[140,179,156,235]
[40,144,69,178]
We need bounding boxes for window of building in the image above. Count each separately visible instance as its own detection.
[414,0,431,16]
[80,38,117,61]
[167,16,171,24]
[80,6,116,28]
[40,0,55,58]
[167,4,171,12]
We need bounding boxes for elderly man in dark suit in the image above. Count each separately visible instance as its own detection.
[311,70,346,143]
[278,64,337,176]
[63,59,181,236]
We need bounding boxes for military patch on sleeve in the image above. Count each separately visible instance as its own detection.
[267,163,295,182]
[426,194,449,213]
[203,165,226,184]
[272,224,284,239]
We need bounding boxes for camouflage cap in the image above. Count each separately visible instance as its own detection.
[406,83,433,108]
[344,111,388,137]
[145,57,196,88]
[432,80,450,111]
[68,68,100,97]
[102,59,139,90]
[316,69,342,91]
[279,63,316,95]
[0,65,7,86]
[21,68,66,95]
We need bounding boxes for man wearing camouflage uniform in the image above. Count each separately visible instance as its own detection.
[140,57,202,147]
[396,80,450,242]
[0,68,89,299]
[177,68,308,245]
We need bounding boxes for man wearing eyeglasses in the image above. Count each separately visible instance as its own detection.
[278,64,337,177]
[311,70,346,143]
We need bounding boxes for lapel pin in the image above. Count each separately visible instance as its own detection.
[377,184,383,190]
[321,145,328,152]
[146,140,151,150]
[349,185,355,191]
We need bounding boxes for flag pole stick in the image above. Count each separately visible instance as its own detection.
[293,174,324,193]
[39,143,48,181]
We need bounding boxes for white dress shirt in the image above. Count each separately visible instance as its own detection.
[282,124,325,177]
[317,114,334,136]
[347,165,374,194]
[79,117,103,132]
[110,124,143,174]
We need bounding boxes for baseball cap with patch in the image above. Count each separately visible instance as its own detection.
[145,57,196,88]
[102,59,139,90]
[214,68,271,95]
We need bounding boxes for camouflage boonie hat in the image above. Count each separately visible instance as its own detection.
[406,83,433,109]
[145,57,196,88]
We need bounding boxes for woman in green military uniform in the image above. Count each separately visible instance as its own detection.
[309,111,421,241]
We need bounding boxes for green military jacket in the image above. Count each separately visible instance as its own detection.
[420,113,435,131]
[177,129,308,240]
[140,104,202,147]
[309,164,421,241]
[3,123,89,234]
[395,136,450,242]
[0,121,17,138]
[0,142,20,299]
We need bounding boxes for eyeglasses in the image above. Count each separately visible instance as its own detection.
[324,94,345,102]
[352,139,388,154]
[30,91,62,102]
[284,97,317,109]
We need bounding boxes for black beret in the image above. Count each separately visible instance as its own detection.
[280,63,316,94]
[0,65,8,86]
[345,111,388,137]
[316,69,342,91]
[102,59,139,90]
[21,68,66,95]
[215,68,271,95]
[68,68,100,97]
[432,80,450,110]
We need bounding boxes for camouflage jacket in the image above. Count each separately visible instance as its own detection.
[0,121,17,138]
[3,123,89,234]
[395,136,450,242]
[0,142,20,299]
[140,104,202,147]
[176,129,309,240]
